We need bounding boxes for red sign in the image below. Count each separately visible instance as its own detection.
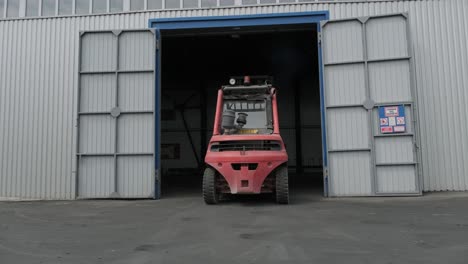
[381,127,393,133]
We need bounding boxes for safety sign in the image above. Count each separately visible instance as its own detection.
[379,105,406,134]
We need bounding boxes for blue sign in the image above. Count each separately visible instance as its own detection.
[379,105,406,134]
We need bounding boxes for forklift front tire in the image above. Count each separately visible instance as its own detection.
[275,165,289,204]
[203,167,219,204]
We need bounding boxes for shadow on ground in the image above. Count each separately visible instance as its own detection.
[161,170,324,205]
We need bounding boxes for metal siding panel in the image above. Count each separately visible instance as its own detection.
[329,152,372,196]
[1,0,468,199]
[327,108,369,150]
[325,64,366,106]
[119,31,154,70]
[329,0,468,192]
[0,18,77,199]
[117,156,154,198]
[376,166,417,193]
[368,60,412,103]
[366,16,408,60]
[408,0,468,192]
[77,29,155,199]
[322,20,363,64]
[375,136,414,164]
[80,74,116,112]
[78,157,114,198]
[366,14,419,194]
[80,32,117,72]
[324,13,419,196]
[117,114,153,153]
[79,115,115,153]
[118,73,153,111]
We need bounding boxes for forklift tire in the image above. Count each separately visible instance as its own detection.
[203,167,219,204]
[275,166,289,204]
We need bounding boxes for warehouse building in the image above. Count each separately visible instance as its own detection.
[0,0,467,200]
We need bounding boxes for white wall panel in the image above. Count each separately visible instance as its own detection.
[117,156,154,198]
[377,166,417,193]
[322,19,363,64]
[118,73,153,111]
[79,115,115,153]
[119,31,154,70]
[78,157,114,198]
[323,13,419,195]
[81,32,117,72]
[368,60,412,103]
[77,30,155,199]
[328,0,468,192]
[375,136,414,164]
[117,114,153,153]
[327,108,369,150]
[80,74,116,112]
[329,152,372,196]
[325,64,366,106]
[366,16,408,60]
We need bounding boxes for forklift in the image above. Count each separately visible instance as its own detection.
[203,76,289,204]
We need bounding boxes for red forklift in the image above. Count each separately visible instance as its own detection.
[203,76,289,204]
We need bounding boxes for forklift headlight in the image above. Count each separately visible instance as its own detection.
[229,78,236,85]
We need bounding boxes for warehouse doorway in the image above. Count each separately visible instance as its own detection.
[150,12,421,199]
[154,17,327,198]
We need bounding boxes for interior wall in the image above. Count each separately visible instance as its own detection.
[160,27,322,182]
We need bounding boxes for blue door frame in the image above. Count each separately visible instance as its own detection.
[149,11,330,198]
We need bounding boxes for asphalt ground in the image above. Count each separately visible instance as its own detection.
[1,175,467,264]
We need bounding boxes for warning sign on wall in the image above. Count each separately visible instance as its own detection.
[379,105,406,134]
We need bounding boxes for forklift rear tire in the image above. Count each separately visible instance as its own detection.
[203,167,219,204]
[275,165,289,204]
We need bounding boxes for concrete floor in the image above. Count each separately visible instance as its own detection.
[1,188,468,264]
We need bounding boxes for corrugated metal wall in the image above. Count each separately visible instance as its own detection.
[322,14,420,196]
[0,0,467,199]
[77,30,156,199]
